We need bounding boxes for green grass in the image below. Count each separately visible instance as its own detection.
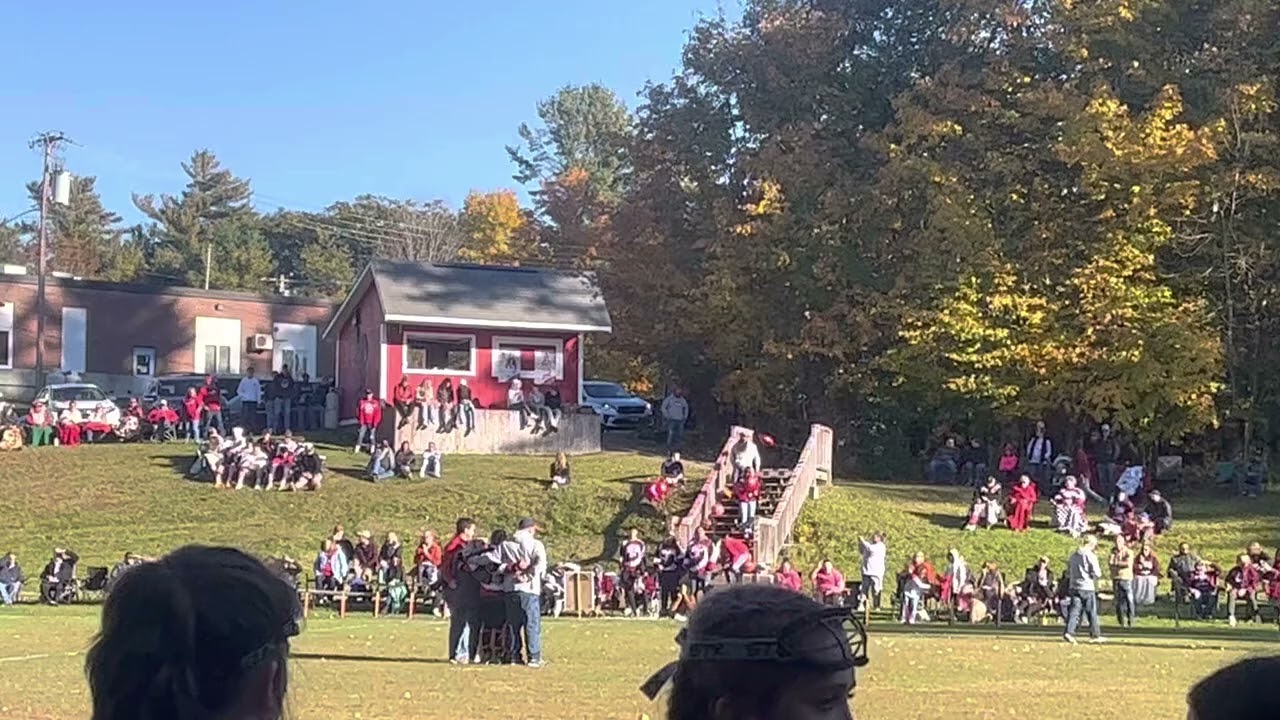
[1,443,1278,719]
[0,438,695,568]
[0,606,1276,719]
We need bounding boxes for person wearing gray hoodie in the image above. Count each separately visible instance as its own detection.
[500,518,547,667]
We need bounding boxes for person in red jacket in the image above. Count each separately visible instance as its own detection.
[146,400,179,442]
[198,375,224,436]
[734,470,763,530]
[392,376,416,429]
[1226,554,1262,626]
[1007,474,1038,532]
[182,387,204,442]
[441,518,477,663]
[353,389,382,453]
[124,397,144,419]
[720,534,754,584]
[774,558,803,592]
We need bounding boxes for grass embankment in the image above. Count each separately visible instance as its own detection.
[0,440,694,567]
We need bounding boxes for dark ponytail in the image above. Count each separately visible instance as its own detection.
[86,546,301,720]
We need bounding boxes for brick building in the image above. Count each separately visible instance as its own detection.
[0,270,336,402]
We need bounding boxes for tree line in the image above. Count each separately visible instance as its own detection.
[4,0,1278,467]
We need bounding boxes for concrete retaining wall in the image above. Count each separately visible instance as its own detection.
[389,408,602,455]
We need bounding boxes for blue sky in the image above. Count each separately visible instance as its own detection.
[0,1,729,224]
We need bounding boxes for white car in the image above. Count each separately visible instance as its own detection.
[32,383,121,425]
[580,380,652,429]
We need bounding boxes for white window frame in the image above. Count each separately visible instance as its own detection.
[402,331,477,377]
[0,302,13,370]
[490,335,565,381]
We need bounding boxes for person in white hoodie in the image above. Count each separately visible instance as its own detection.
[730,431,762,482]
[501,518,547,667]
[858,533,887,610]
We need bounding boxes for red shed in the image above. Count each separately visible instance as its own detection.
[324,260,612,423]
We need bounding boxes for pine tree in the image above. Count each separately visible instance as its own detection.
[24,175,123,278]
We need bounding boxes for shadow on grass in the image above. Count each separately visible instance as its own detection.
[292,652,451,665]
[866,620,1280,644]
[150,450,210,485]
[582,481,648,566]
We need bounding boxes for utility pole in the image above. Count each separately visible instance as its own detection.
[29,131,71,376]
[204,242,212,290]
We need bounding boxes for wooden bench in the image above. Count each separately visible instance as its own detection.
[300,578,349,618]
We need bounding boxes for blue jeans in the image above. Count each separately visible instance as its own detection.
[0,581,20,605]
[271,398,292,432]
[963,462,988,487]
[1029,462,1051,490]
[666,419,685,450]
[186,417,201,441]
[355,424,376,452]
[204,408,225,435]
[1065,589,1101,638]
[447,593,477,661]
[505,591,542,662]
[1097,463,1118,497]
[929,459,957,484]
[458,401,475,432]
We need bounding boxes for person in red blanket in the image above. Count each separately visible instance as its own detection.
[181,387,203,442]
[57,401,83,447]
[1007,474,1038,532]
[1225,554,1261,626]
[811,559,847,606]
[198,375,224,436]
[644,476,674,508]
[146,399,178,442]
[734,469,763,531]
[79,403,115,443]
[720,534,753,584]
[353,389,382,453]
[774,558,803,592]
[620,529,648,615]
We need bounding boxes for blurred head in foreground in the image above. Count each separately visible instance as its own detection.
[642,583,867,720]
[1187,655,1280,720]
[86,545,301,720]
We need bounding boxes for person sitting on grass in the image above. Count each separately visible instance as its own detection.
[1225,554,1262,626]
[420,441,443,479]
[1143,489,1173,534]
[25,399,54,447]
[198,428,225,482]
[1019,556,1055,621]
[1006,474,1038,532]
[269,432,299,490]
[241,440,271,491]
[145,399,178,442]
[640,583,868,720]
[976,562,1005,621]
[393,440,415,478]
[1132,543,1161,607]
[293,442,323,490]
[1186,561,1220,619]
[86,546,300,720]
[57,401,83,447]
[662,452,685,484]
[645,474,676,510]
[1051,475,1089,537]
[549,451,572,489]
[964,476,1003,531]
[811,559,847,607]
[367,440,395,482]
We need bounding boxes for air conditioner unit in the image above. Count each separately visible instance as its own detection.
[251,334,274,352]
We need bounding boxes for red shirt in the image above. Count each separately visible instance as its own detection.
[814,568,845,596]
[734,473,762,503]
[441,535,467,584]
[1009,482,1038,505]
[199,383,221,411]
[357,398,382,426]
[182,395,203,420]
[722,536,751,564]
[775,568,803,591]
[148,407,178,424]
[393,383,413,405]
[415,542,443,567]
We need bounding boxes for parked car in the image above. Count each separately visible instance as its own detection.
[31,383,121,425]
[580,380,652,429]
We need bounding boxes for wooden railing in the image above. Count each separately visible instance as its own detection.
[754,423,834,568]
[674,426,747,550]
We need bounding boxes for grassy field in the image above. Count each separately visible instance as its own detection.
[1,441,1278,719]
[1,605,1276,719]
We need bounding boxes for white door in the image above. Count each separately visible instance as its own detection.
[272,323,317,377]
[194,317,242,375]
[61,307,87,373]
[132,347,156,376]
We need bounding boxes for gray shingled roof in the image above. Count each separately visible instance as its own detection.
[324,260,612,338]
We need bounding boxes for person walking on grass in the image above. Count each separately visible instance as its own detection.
[1064,534,1106,644]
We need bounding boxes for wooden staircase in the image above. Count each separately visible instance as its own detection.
[676,424,833,569]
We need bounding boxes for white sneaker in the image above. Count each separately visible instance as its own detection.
[673,614,687,623]
[1089,636,1107,644]
[1063,633,1077,644]
[1229,616,1238,627]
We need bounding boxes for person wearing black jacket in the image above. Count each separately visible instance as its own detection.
[40,548,78,605]
[1092,423,1123,498]
[961,437,988,488]
[0,552,25,605]
[456,379,476,434]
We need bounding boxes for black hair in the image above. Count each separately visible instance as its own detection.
[456,517,475,535]
[667,584,846,720]
[86,545,301,720]
[489,529,508,546]
[1187,656,1280,720]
